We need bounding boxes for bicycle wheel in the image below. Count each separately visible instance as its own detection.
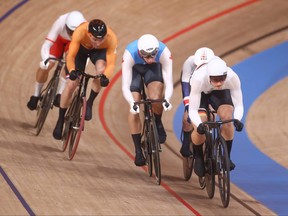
[68,96,86,160]
[35,76,59,135]
[150,119,161,185]
[61,96,77,152]
[182,141,194,181]
[204,136,215,198]
[216,136,230,208]
[142,124,152,177]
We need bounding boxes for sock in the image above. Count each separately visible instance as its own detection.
[34,82,44,97]
[193,143,203,158]
[132,133,142,153]
[183,130,192,145]
[154,113,162,125]
[57,77,67,94]
[226,140,233,158]
[87,90,99,106]
[58,107,68,123]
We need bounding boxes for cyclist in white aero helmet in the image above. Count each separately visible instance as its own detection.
[122,34,173,166]
[188,57,244,178]
[180,47,215,158]
[27,11,86,111]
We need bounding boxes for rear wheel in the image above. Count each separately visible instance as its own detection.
[151,119,161,185]
[216,137,230,208]
[182,142,194,181]
[68,96,86,160]
[35,77,58,135]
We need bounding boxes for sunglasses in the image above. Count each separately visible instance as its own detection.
[139,48,158,58]
[65,25,74,36]
[210,74,227,83]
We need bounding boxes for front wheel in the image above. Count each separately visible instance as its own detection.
[216,136,230,208]
[68,96,86,160]
[151,120,161,185]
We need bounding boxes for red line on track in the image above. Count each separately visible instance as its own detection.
[98,0,259,215]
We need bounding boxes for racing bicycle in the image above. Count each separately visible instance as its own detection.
[35,57,65,136]
[61,71,104,160]
[134,82,169,185]
[202,109,239,208]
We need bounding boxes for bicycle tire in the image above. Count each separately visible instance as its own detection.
[61,95,77,152]
[216,136,230,208]
[198,176,206,189]
[182,141,194,181]
[204,134,215,198]
[151,119,161,185]
[35,76,59,135]
[68,96,86,160]
[142,125,152,177]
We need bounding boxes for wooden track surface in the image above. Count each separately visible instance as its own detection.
[0,0,287,215]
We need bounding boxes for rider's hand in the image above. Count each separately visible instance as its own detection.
[69,70,80,81]
[234,119,244,132]
[163,99,172,111]
[39,60,49,70]
[130,102,140,114]
[197,123,206,135]
[100,75,109,87]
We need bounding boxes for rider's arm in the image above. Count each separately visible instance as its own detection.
[160,47,173,101]
[188,77,203,127]
[66,27,84,73]
[103,28,118,79]
[40,15,63,61]
[228,69,244,121]
[181,56,195,107]
[121,49,135,105]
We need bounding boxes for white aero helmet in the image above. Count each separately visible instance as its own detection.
[66,11,86,31]
[194,47,215,66]
[207,57,227,77]
[137,34,159,57]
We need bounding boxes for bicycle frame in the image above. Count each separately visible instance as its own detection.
[35,57,65,136]
[61,71,104,160]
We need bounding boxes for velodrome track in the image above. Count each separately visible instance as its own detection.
[0,0,287,215]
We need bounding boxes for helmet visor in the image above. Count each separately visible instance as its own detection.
[139,48,158,58]
[210,74,227,83]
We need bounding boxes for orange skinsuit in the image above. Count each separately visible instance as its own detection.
[66,22,118,79]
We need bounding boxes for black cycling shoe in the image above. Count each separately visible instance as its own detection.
[53,94,61,107]
[134,151,146,166]
[27,96,39,110]
[194,157,205,177]
[53,119,64,140]
[180,142,192,157]
[85,103,93,121]
[229,159,236,171]
[156,121,167,144]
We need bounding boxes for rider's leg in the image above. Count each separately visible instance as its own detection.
[54,71,68,107]
[180,109,193,157]
[27,62,55,110]
[85,59,106,121]
[128,92,145,166]
[53,79,78,140]
[147,81,166,143]
[218,104,235,170]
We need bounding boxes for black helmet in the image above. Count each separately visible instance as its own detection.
[88,19,107,39]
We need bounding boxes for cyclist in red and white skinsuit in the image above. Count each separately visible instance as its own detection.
[27,11,86,110]
[188,57,244,177]
[180,47,215,157]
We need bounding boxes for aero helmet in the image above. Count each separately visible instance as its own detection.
[207,57,227,77]
[66,11,86,31]
[88,19,107,39]
[194,47,215,66]
[137,34,159,57]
